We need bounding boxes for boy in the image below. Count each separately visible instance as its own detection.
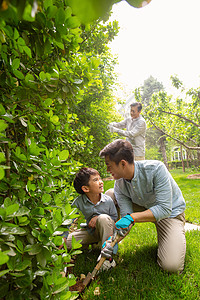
[66,167,118,269]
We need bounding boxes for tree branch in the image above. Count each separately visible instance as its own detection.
[160,110,200,128]
[148,119,200,150]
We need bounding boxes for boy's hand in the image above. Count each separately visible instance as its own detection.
[88,216,98,228]
[114,214,135,237]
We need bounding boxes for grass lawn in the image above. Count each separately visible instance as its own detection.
[170,169,200,225]
[72,168,200,299]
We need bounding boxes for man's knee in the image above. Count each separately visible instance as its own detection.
[105,188,115,202]
[157,256,185,273]
[105,188,121,220]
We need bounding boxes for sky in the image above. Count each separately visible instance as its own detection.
[108,0,200,97]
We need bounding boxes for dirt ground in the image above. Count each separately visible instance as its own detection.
[187,174,200,179]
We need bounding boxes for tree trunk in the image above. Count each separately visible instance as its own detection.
[197,145,200,167]
[180,145,185,172]
[186,150,190,168]
[159,136,169,170]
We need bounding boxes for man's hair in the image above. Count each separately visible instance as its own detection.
[99,139,134,165]
[73,167,99,194]
[130,102,142,112]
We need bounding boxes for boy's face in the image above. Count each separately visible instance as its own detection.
[105,156,124,180]
[85,174,104,194]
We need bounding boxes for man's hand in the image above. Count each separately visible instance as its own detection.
[112,127,123,134]
[114,214,135,238]
[108,124,114,133]
[101,236,113,259]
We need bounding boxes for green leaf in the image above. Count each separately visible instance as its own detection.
[0,167,5,180]
[0,252,9,265]
[67,0,113,24]
[0,225,26,235]
[29,142,44,155]
[15,270,33,288]
[0,152,6,163]
[59,150,69,161]
[44,98,52,106]
[0,104,6,115]
[15,260,31,271]
[71,235,82,250]
[9,272,25,277]
[65,16,80,29]
[65,6,72,19]
[34,270,49,276]
[36,251,46,268]
[23,4,35,22]
[47,5,57,18]
[17,240,24,252]
[53,235,63,246]
[70,249,82,255]
[50,115,59,124]
[25,73,35,84]
[4,198,12,208]
[13,70,24,80]
[0,269,9,277]
[0,207,6,219]
[53,40,64,50]
[12,58,20,70]
[0,119,8,132]
[23,46,32,58]
[44,0,53,10]
[25,244,42,255]
[17,37,26,46]
[6,204,20,216]
[13,28,19,40]
[42,193,51,203]
[52,281,69,295]
[13,206,30,217]
[44,39,52,55]
[55,7,66,25]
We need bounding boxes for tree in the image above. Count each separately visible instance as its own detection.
[0,0,153,297]
[0,1,119,298]
[139,76,169,167]
[146,77,200,167]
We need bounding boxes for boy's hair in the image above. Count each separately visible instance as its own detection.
[73,167,99,194]
[99,139,134,165]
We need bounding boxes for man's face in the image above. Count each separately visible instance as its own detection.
[86,174,104,194]
[130,106,140,119]
[105,156,124,180]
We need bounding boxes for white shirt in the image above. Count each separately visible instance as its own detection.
[111,115,146,157]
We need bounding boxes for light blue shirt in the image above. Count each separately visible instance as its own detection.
[72,193,118,234]
[114,160,186,222]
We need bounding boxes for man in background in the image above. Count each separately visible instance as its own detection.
[108,102,146,161]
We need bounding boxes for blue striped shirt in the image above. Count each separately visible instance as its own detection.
[114,160,186,222]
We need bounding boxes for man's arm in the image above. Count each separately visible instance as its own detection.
[108,198,118,221]
[109,119,127,129]
[114,182,134,217]
[130,209,156,223]
[112,119,146,139]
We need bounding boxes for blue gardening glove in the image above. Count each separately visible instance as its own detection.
[114,214,135,238]
[101,236,113,259]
